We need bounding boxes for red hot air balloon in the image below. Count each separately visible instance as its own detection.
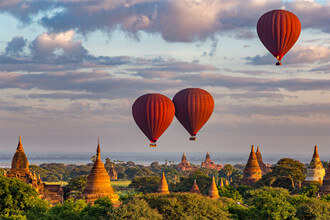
[172,88,214,141]
[132,93,175,147]
[257,9,301,66]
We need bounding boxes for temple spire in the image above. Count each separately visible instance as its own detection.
[96,138,101,160]
[190,179,201,194]
[208,176,219,199]
[241,145,262,185]
[17,135,23,151]
[157,172,170,194]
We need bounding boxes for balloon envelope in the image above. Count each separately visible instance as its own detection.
[172,88,214,139]
[132,94,175,145]
[257,9,301,65]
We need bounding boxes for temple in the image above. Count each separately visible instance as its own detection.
[255,146,271,175]
[157,172,170,194]
[6,136,63,205]
[177,153,195,172]
[190,179,201,194]
[109,164,118,180]
[304,146,326,184]
[318,162,330,196]
[241,145,262,185]
[208,176,219,199]
[80,139,119,204]
[201,152,222,171]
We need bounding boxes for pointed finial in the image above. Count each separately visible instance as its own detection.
[96,138,101,159]
[17,135,23,151]
[251,145,255,152]
[256,146,260,153]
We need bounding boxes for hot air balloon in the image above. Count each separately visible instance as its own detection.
[132,93,175,147]
[172,88,214,141]
[257,9,301,66]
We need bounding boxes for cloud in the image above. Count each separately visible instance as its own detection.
[176,73,330,92]
[5,36,27,56]
[246,45,330,65]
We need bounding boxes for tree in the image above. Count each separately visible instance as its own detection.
[130,176,160,194]
[0,176,50,218]
[221,164,234,179]
[245,187,296,220]
[64,175,87,198]
[80,197,114,220]
[48,198,87,220]
[218,185,243,202]
[295,197,330,219]
[258,158,305,190]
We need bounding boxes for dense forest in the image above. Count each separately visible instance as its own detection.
[0,159,329,219]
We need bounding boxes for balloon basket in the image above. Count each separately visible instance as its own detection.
[189,137,196,141]
[276,61,282,66]
[150,143,157,147]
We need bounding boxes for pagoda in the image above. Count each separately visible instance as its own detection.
[190,179,201,194]
[201,152,223,171]
[80,139,119,204]
[177,153,195,172]
[319,162,330,196]
[255,146,271,175]
[157,172,170,194]
[108,164,117,181]
[208,176,219,199]
[304,146,325,184]
[6,136,44,193]
[241,145,262,185]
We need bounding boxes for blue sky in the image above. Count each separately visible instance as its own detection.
[0,0,330,158]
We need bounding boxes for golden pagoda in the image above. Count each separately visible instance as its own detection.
[7,136,30,178]
[208,176,219,199]
[225,178,229,186]
[241,145,262,185]
[108,164,117,181]
[190,179,201,194]
[80,139,119,204]
[157,172,170,194]
[319,162,330,196]
[304,146,326,184]
[219,178,224,187]
[6,136,44,193]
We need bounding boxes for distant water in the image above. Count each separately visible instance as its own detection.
[1,151,326,168]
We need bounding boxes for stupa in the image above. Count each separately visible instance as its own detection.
[241,145,262,185]
[157,172,170,194]
[6,136,44,193]
[255,146,271,175]
[80,139,119,204]
[304,146,326,184]
[108,164,117,180]
[208,176,219,199]
[177,153,195,172]
[319,162,330,196]
[201,152,223,171]
[190,179,201,194]
[219,178,224,187]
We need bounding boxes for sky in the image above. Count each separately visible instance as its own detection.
[0,0,330,156]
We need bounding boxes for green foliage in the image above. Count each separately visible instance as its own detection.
[80,197,114,220]
[227,203,252,220]
[48,199,87,220]
[218,185,243,202]
[64,175,87,196]
[295,197,330,219]
[142,193,231,219]
[298,182,321,198]
[114,197,162,220]
[321,194,330,202]
[245,187,296,220]
[130,176,160,194]
[0,176,50,218]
